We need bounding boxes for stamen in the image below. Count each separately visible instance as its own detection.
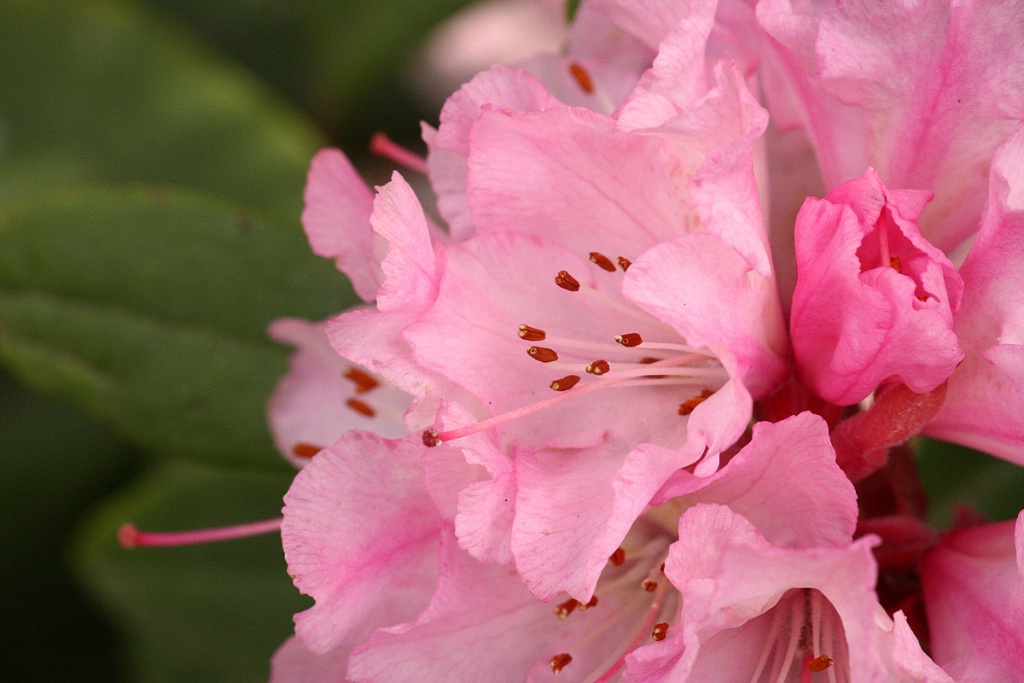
[609,547,626,566]
[550,375,581,391]
[118,517,283,549]
[641,578,658,592]
[808,655,834,672]
[586,359,610,375]
[617,256,631,271]
[588,251,616,272]
[555,270,581,292]
[369,131,428,174]
[651,623,669,641]
[291,442,324,458]
[343,367,379,393]
[549,653,572,674]
[889,255,902,273]
[877,214,892,268]
[518,324,547,341]
[555,598,580,619]
[581,595,598,610]
[527,346,559,363]
[678,389,714,416]
[616,333,643,347]
[345,398,376,417]
[569,61,595,94]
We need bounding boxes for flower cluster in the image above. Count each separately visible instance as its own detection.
[267,1,1024,681]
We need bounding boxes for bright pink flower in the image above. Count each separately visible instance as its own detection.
[923,125,1024,464]
[625,504,951,682]
[790,168,963,406]
[756,0,1024,252]
[920,511,1024,681]
[267,317,411,466]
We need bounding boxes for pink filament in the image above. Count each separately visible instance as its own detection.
[370,131,428,174]
[118,517,283,548]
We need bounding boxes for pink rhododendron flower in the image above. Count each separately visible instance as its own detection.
[920,511,1024,681]
[117,2,1024,681]
[790,168,963,406]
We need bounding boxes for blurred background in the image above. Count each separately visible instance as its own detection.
[0,1,1020,681]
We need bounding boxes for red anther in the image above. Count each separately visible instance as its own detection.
[345,398,376,417]
[651,623,669,641]
[617,256,631,271]
[343,367,379,393]
[582,595,598,609]
[678,389,714,416]
[588,252,616,272]
[291,442,323,459]
[641,578,658,592]
[554,598,580,619]
[889,255,903,273]
[808,655,834,672]
[555,270,581,292]
[568,61,595,93]
[609,547,626,566]
[615,333,643,347]
[528,346,559,363]
[518,324,547,341]
[916,293,930,302]
[550,375,581,391]
[586,359,610,375]
[550,653,573,674]
[422,429,441,447]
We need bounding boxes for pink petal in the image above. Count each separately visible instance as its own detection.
[757,0,1024,251]
[924,125,1024,463]
[267,318,411,467]
[425,65,561,241]
[921,512,1024,681]
[282,432,441,654]
[653,412,858,549]
[621,233,788,402]
[301,149,380,301]
[270,636,350,683]
[790,169,963,405]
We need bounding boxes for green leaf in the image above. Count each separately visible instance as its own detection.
[0,0,323,220]
[73,461,306,683]
[916,437,1024,528]
[0,187,354,466]
[0,370,134,682]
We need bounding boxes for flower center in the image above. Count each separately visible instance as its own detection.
[423,251,728,447]
[747,588,848,683]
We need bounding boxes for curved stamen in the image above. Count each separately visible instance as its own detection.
[118,518,283,548]
[369,131,428,174]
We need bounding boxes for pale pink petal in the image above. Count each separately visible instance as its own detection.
[425,65,561,240]
[585,0,694,49]
[621,233,788,403]
[348,530,602,683]
[757,0,1024,251]
[790,169,963,405]
[515,54,639,114]
[268,318,411,467]
[924,125,1024,463]
[652,412,858,549]
[512,439,695,602]
[921,512,1024,681]
[301,149,381,301]
[282,432,441,654]
[270,636,350,683]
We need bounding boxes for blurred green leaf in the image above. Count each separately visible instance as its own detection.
[0,0,323,220]
[145,0,475,142]
[73,460,305,683]
[916,437,1024,528]
[0,370,135,682]
[0,187,354,466]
